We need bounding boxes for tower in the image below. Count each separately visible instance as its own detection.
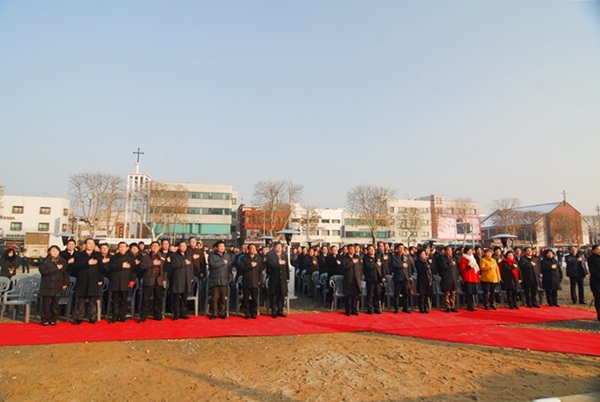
[123,148,152,238]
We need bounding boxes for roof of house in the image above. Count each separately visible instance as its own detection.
[482,202,561,229]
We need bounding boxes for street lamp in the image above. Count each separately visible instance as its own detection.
[258,236,274,247]
[276,229,301,300]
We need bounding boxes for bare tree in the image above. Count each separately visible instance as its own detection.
[520,211,543,246]
[347,186,395,244]
[69,173,125,238]
[131,181,188,241]
[454,197,476,244]
[489,198,522,235]
[253,181,303,238]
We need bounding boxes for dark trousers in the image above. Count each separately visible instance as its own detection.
[481,282,497,308]
[419,294,431,312]
[22,258,30,274]
[365,281,381,313]
[569,276,585,303]
[243,287,258,317]
[74,296,98,322]
[522,286,539,307]
[41,296,59,324]
[141,285,164,320]
[210,286,227,317]
[393,280,409,312]
[545,290,559,306]
[111,290,128,320]
[344,295,359,314]
[593,292,600,321]
[269,290,286,315]
[506,289,519,308]
[172,292,188,318]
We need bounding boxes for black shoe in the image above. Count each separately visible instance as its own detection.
[484,306,489,310]
[209,316,216,320]
[73,320,82,325]
[345,312,351,316]
[119,318,127,323]
[108,318,116,324]
[579,301,586,305]
[403,309,412,314]
[445,308,451,313]
[394,310,399,314]
[365,311,373,315]
[219,315,227,320]
[277,312,287,318]
[533,304,541,308]
[271,313,277,318]
[173,317,179,321]
[49,322,56,326]
[89,319,97,324]
[180,315,190,320]
[154,316,163,321]
[42,322,49,327]
[491,305,497,310]
[451,308,459,313]
[138,318,145,324]
[351,312,359,316]
[374,310,382,314]
[251,314,257,319]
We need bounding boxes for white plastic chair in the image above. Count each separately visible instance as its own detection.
[186,276,200,316]
[329,275,344,311]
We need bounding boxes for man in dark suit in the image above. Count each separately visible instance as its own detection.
[266,242,289,318]
[341,244,362,316]
[363,245,384,314]
[169,241,194,320]
[139,241,168,322]
[108,241,137,323]
[207,240,232,319]
[239,244,263,319]
[72,238,104,325]
[390,243,413,314]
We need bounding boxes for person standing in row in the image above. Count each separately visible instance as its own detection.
[341,244,362,316]
[239,243,262,319]
[266,242,289,318]
[500,251,521,309]
[541,249,562,307]
[139,241,168,322]
[390,243,412,314]
[38,245,69,326]
[208,240,232,320]
[170,241,194,320]
[519,247,541,308]
[586,245,600,321]
[565,246,588,304]
[415,249,433,314]
[363,245,384,314]
[459,246,480,312]
[479,248,500,310]
[73,238,104,325]
[108,241,137,323]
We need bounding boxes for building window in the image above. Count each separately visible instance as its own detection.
[62,224,68,232]
[63,208,69,216]
[10,222,22,231]
[38,222,50,231]
[332,230,341,236]
[12,206,24,214]
[332,219,341,224]
[40,207,51,215]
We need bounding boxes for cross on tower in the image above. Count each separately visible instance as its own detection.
[133,147,144,163]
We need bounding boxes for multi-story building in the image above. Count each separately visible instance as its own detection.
[0,195,70,246]
[417,194,481,245]
[387,199,432,246]
[290,205,344,246]
[237,204,288,245]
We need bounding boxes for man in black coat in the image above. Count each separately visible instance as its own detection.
[108,242,137,323]
[169,241,194,320]
[519,247,541,308]
[390,243,413,314]
[239,244,263,319]
[363,245,384,314]
[587,245,600,321]
[139,241,168,322]
[60,238,78,277]
[266,242,290,318]
[565,246,588,304]
[72,238,104,324]
[341,244,362,316]
[437,246,459,313]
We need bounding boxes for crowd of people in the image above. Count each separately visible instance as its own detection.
[1,239,599,326]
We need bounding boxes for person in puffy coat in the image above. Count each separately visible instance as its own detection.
[479,248,501,310]
[540,249,563,307]
[38,245,70,326]
[500,251,521,309]
[459,246,480,312]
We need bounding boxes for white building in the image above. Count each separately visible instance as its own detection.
[388,198,432,246]
[290,205,344,246]
[0,195,70,245]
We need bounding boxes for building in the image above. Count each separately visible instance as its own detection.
[388,198,432,246]
[237,204,289,245]
[290,206,344,246]
[417,194,482,245]
[482,201,590,248]
[0,195,71,247]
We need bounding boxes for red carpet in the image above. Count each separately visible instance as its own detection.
[0,306,598,356]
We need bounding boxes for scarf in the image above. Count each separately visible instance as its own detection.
[503,258,519,280]
[464,253,480,274]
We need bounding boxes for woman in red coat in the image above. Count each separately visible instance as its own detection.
[459,246,480,311]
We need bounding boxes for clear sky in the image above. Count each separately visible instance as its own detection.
[1,1,599,215]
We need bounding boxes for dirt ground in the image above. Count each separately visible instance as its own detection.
[1,281,599,401]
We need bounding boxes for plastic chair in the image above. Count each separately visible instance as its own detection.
[58,276,77,319]
[319,273,329,307]
[312,271,321,301]
[0,277,10,301]
[384,275,395,311]
[98,277,109,319]
[329,275,344,311]
[187,276,200,316]
[1,277,38,322]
